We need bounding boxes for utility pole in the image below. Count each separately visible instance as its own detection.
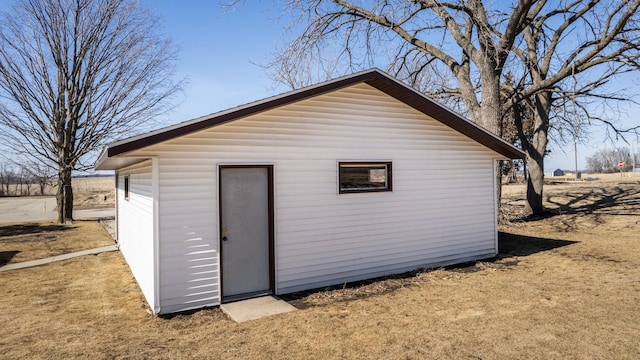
[572,65,579,182]
[633,143,637,177]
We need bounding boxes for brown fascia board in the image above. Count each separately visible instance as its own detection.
[95,68,523,169]
[95,70,380,169]
[363,74,525,159]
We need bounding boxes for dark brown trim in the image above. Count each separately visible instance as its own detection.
[362,75,522,159]
[338,161,393,194]
[100,72,379,161]
[218,169,224,300]
[219,165,275,303]
[114,171,119,244]
[123,175,130,201]
[96,69,524,170]
[267,165,275,294]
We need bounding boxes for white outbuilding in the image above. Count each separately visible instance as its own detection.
[96,69,523,315]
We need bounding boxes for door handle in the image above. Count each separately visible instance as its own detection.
[222,236,228,241]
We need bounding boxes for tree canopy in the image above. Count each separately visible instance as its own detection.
[263,0,640,215]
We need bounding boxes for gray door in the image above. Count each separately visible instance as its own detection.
[220,166,273,300]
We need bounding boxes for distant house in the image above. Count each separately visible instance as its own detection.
[553,169,565,177]
[95,69,524,315]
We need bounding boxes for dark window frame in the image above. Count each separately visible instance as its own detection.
[338,161,393,194]
[123,175,130,201]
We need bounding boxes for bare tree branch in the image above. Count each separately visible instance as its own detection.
[0,0,183,222]
[244,0,640,216]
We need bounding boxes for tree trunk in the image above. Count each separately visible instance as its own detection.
[525,91,551,215]
[56,166,73,223]
[525,148,545,214]
[476,61,504,215]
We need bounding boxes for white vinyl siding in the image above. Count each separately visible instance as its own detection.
[116,160,156,309]
[128,83,501,313]
[156,166,218,314]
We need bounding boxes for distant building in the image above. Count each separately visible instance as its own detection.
[553,169,565,177]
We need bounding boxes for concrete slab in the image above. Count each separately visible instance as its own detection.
[100,218,117,240]
[220,296,297,323]
[75,208,115,220]
[0,244,118,272]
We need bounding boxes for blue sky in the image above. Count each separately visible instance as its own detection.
[144,1,640,172]
[0,1,637,171]
[144,1,292,121]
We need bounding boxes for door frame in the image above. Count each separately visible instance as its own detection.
[218,164,275,302]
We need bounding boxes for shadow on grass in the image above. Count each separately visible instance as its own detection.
[519,185,640,222]
[279,268,426,309]
[0,250,20,266]
[280,232,577,309]
[498,231,577,257]
[0,223,72,237]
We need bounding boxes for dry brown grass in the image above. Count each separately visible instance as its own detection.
[2,175,113,195]
[0,180,639,359]
[72,176,115,209]
[0,175,114,210]
[0,221,115,265]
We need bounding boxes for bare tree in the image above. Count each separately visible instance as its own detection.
[24,161,56,196]
[0,161,15,196]
[506,0,640,213]
[262,0,640,215]
[0,0,182,223]
[261,0,537,212]
[271,0,537,136]
[586,147,635,172]
[17,165,31,196]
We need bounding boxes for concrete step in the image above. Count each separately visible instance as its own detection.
[220,295,297,323]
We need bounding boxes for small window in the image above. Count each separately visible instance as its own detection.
[124,175,130,201]
[339,162,392,193]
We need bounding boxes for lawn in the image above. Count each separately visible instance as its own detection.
[0,178,639,359]
[0,221,115,264]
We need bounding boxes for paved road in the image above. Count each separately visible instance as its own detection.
[0,196,114,224]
